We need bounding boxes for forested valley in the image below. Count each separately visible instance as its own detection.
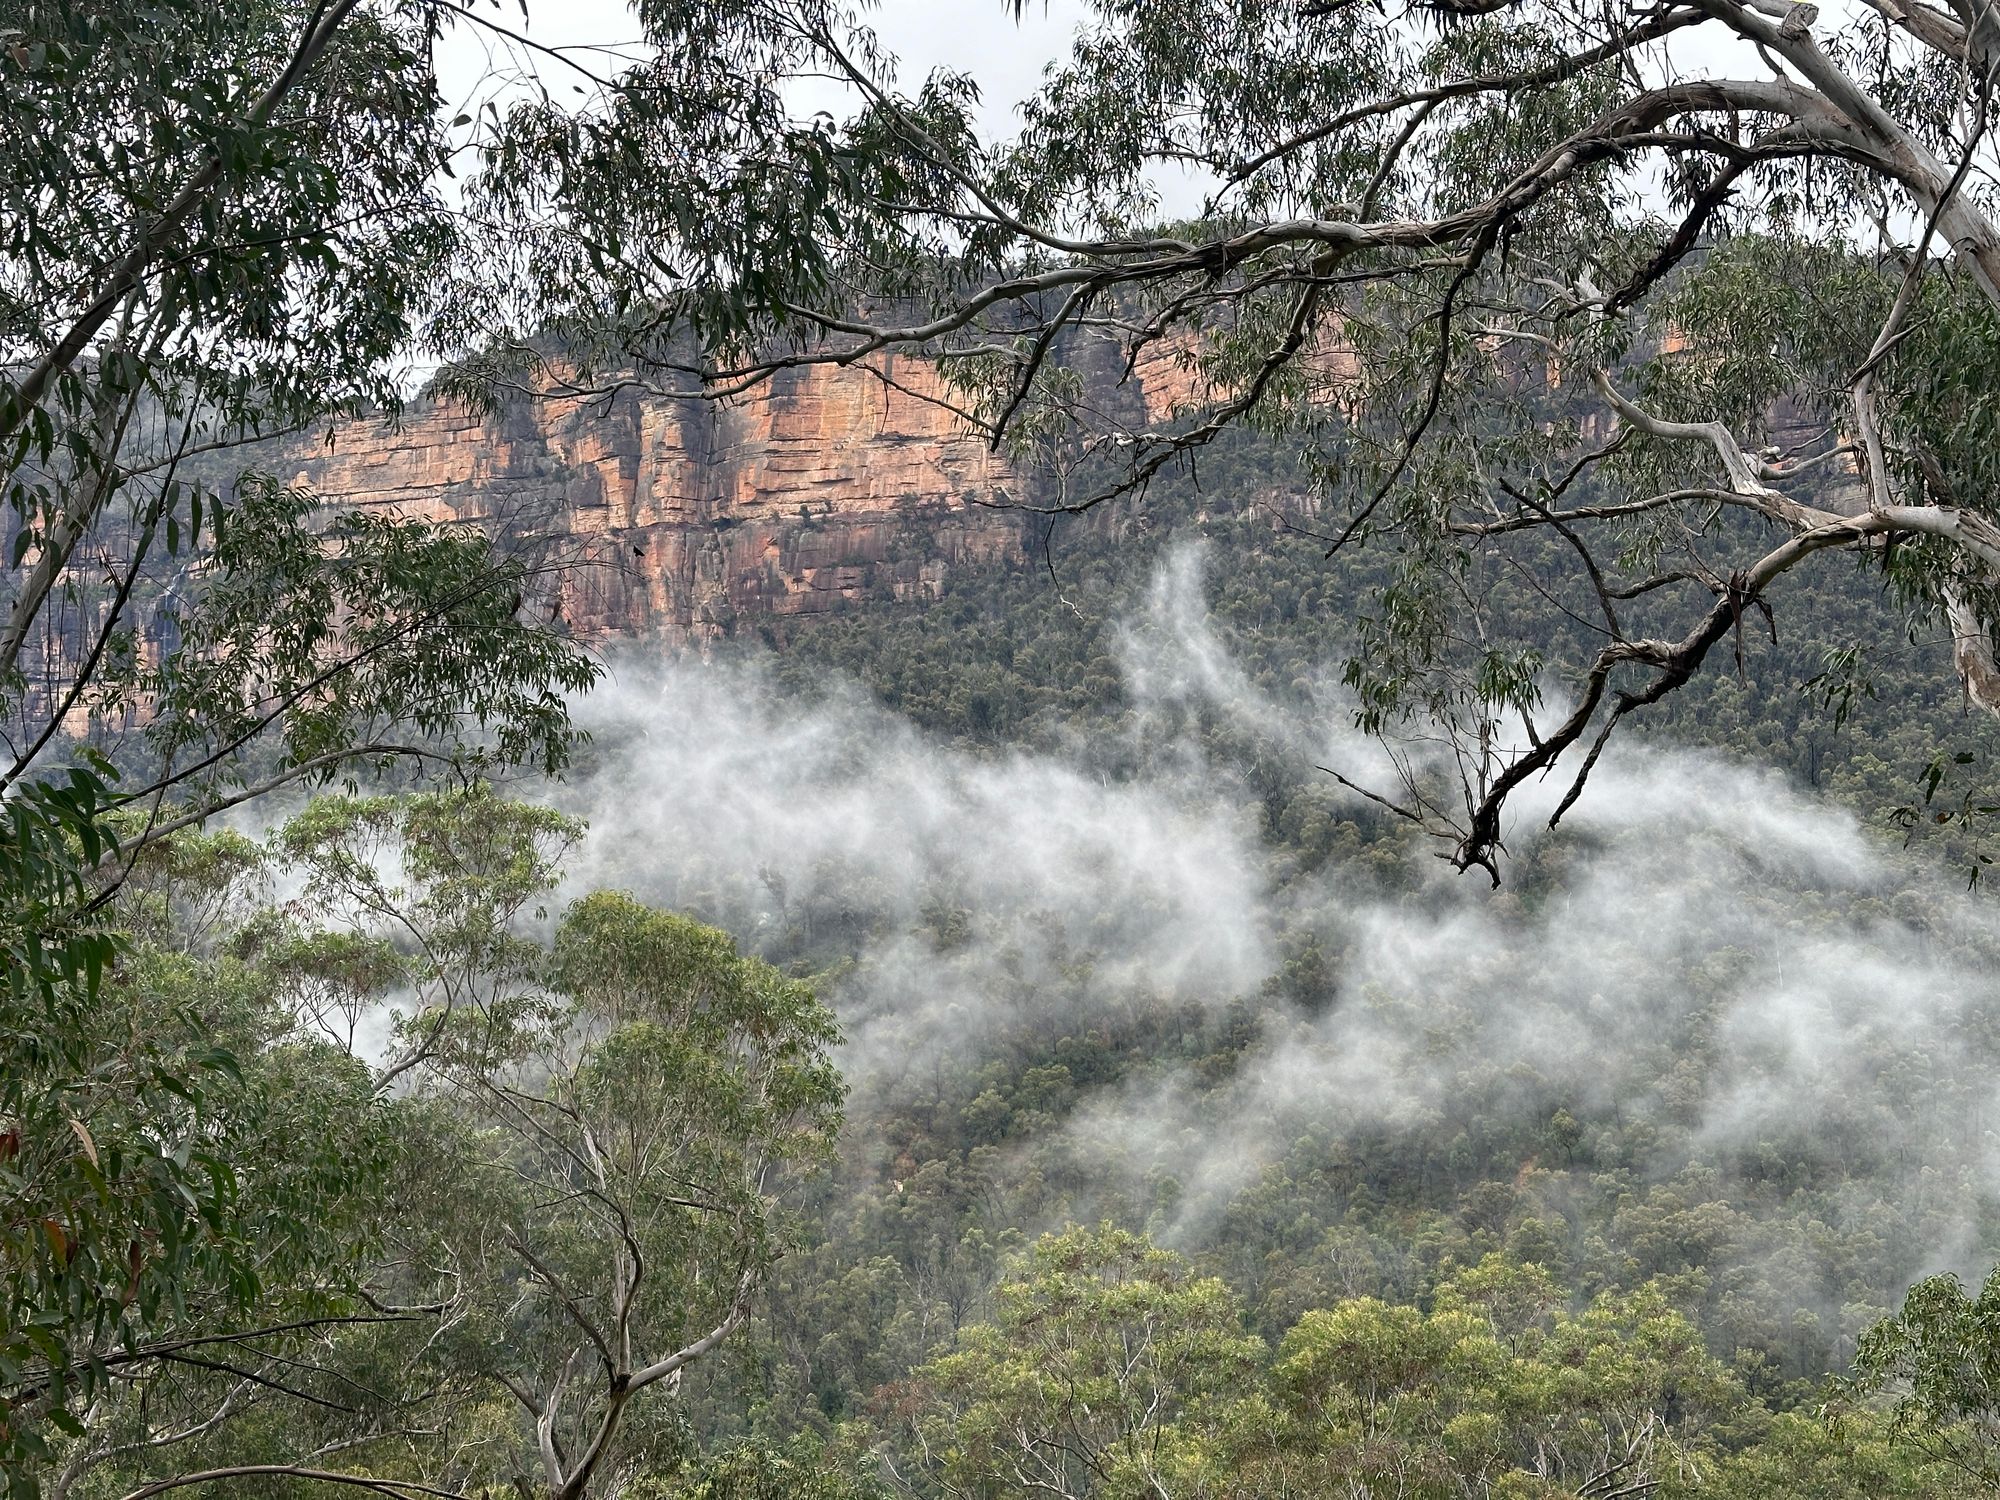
[16,0,2000,1497]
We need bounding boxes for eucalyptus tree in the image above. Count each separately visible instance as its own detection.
[0,1,596,1490]
[0,0,594,913]
[888,1224,1264,1500]
[2,823,421,1500]
[456,890,845,1500]
[23,793,844,1500]
[1854,1262,2000,1491]
[462,0,2000,878]
[255,798,845,1500]
[890,1232,1753,1500]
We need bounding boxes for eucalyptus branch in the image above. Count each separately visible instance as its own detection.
[0,301,157,679]
[114,1465,468,1500]
[1852,73,1989,510]
[1455,509,1906,875]
[0,0,365,460]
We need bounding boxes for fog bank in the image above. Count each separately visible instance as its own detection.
[557,544,2000,1294]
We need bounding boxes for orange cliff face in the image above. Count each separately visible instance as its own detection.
[1128,323,1363,428]
[281,357,1027,644]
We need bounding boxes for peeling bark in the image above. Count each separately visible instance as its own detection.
[1948,590,2000,718]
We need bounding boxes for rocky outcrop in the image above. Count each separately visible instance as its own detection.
[276,316,1390,650]
[282,358,1026,643]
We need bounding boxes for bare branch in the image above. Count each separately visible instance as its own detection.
[114,1466,467,1500]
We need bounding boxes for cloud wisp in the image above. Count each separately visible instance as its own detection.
[558,544,2000,1300]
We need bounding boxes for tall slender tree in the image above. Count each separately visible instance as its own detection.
[0,1,595,1488]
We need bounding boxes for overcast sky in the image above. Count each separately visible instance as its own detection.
[437,1,1095,144]
[432,0,1790,228]
[425,0,1891,311]
[435,0,1796,129]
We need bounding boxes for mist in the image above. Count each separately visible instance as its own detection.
[552,543,2000,1337]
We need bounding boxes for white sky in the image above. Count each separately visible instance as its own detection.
[433,0,1800,137]
[430,0,1801,235]
[435,1,1095,145]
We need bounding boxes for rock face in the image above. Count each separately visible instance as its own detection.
[283,330,1802,651]
[274,322,1386,648]
[282,358,1026,643]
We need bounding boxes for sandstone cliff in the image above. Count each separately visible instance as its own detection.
[283,358,1027,644]
[276,331,1820,654]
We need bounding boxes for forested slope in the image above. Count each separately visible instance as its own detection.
[774,431,2000,851]
[27,0,2000,1492]
[518,435,2000,1477]
[37,419,1998,1500]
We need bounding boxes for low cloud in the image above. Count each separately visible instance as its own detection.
[560,631,1277,1092]
[555,543,2000,1305]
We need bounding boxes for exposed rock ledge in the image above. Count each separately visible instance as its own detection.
[282,357,1027,644]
